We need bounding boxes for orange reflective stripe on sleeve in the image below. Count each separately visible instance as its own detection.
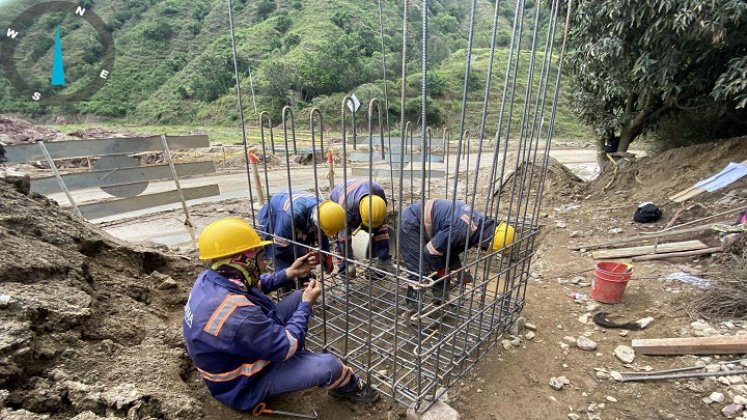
[273,236,290,247]
[337,179,366,207]
[423,200,435,238]
[459,214,478,232]
[282,193,316,212]
[426,241,443,256]
[284,330,299,361]
[203,294,253,336]
[373,232,389,241]
[197,359,271,382]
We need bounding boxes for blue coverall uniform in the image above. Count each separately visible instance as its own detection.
[329,179,390,269]
[399,199,496,305]
[258,192,331,278]
[182,269,359,412]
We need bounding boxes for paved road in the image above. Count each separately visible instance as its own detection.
[49,147,600,247]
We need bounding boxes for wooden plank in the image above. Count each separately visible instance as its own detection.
[672,187,706,203]
[3,135,209,163]
[570,224,715,251]
[31,161,216,194]
[669,185,697,201]
[592,240,708,259]
[70,184,220,220]
[633,336,747,356]
[631,246,722,262]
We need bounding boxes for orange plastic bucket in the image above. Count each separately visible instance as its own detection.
[590,261,632,304]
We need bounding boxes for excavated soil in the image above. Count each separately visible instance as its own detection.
[0,179,206,419]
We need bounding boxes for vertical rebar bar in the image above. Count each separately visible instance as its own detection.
[226,0,256,222]
[310,107,328,348]
[281,106,300,287]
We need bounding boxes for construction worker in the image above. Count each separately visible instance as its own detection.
[398,199,517,308]
[330,178,394,276]
[183,218,379,413]
[257,191,345,286]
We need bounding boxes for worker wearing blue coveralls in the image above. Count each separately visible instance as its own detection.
[330,179,395,276]
[399,199,516,308]
[183,218,378,413]
[257,192,345,286]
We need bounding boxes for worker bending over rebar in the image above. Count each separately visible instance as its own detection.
[183,218,379,413]
[399,199,517,310]
[257,191,345,288]
[330,178,395,277]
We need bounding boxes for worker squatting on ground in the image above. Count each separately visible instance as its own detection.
[399,199,517,309]
[330,178,395,276]
[257,191,345,287]
[182,218,379,412]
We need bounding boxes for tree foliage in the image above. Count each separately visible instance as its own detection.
[567,0,747,154]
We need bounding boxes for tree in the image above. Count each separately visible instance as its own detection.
[256,0,276,22]
[567,0,747,164]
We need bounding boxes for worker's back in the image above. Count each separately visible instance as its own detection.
[183,269,309,411]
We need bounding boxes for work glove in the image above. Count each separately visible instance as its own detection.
[323,255,334,274]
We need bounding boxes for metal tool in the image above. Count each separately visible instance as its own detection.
[251,402,318,419]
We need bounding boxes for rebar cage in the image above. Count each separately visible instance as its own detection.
[230,0,572,412]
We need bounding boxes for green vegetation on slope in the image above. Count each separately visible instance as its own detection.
[0,0,588,139]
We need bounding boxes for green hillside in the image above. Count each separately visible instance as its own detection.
[0,0,588,139]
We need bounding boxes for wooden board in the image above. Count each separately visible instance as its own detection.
[592,240,708,259]
[633,336,747,355]
[631,246,722,262]
[570,224,715,251]
[669,160,747,202]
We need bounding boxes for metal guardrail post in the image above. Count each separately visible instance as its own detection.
[37,141,83,218]
[160,134,197,247]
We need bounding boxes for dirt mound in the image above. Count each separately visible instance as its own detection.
[478,155,587,205]
[0,177,205,419]
[66,127,143,140]
[0,115,61,145]
[599,136,747,200]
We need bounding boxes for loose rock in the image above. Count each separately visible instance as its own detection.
[710,392,726,403]
[722,403,743,419]
[562,336,577,346]
[549,376,570,390]
[501,340,512,351]
[614,345,636,364]
[525,331,536,340]
[576,336,598,351]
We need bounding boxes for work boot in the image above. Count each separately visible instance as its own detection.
[329,380,380,403]
[338,264,357,280]
[372,258,396,279]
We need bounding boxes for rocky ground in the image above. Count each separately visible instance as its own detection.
[1,133,746,419]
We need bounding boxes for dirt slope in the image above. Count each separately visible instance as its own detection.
[0,178,204,419]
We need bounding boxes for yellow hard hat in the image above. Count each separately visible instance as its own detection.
[315,200,345,237]
[198,218,272,260]
[492,222,517,251]
[359,195,387,228]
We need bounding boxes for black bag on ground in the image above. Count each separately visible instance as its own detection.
[634,202,662,223]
